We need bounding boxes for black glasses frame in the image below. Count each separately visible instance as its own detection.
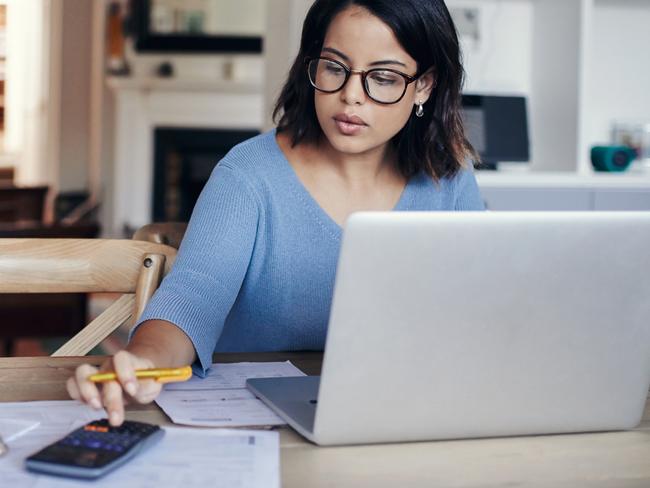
[305,56,419,105]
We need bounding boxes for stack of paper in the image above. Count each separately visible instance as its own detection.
[0,401,280,488]
[155,361,306,427]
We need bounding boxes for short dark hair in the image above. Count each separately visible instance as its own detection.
[273,0,478,180]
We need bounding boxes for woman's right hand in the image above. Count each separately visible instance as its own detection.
[66,350,164,426]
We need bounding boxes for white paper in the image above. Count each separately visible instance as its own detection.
[0,401,106,488]
[0,419,41,443]
[33,428,280,488]
[0,401,280,488]
[155,361,306,427]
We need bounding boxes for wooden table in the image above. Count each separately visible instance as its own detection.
[1,353,649,488]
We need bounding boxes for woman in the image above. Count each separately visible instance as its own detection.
[68,0,484,426]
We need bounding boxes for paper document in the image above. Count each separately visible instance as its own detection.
[155,361,306,427]
[0,401,105,487]
[0,401,279,488]
[35,428,279,488]
[0,419,41,443]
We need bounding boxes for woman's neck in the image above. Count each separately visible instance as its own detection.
[288,135,402,190]
[320,138,393,181]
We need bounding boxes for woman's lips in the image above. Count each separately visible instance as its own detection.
[333,114,368,136]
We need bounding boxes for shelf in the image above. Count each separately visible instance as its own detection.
[106,76,262,94]
[476,170,650,189]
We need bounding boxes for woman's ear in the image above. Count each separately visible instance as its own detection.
[414,68,437,104]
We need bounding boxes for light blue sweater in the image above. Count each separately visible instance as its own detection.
[133,130,485,375]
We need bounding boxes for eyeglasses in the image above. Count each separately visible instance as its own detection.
[305,56,419,105]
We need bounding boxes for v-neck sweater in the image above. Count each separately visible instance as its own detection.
[133,130,485,375]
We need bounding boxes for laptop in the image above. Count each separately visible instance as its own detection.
[246,212,650,445]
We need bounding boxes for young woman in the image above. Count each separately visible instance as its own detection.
[68,0,484,425]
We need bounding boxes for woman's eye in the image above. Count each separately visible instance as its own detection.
[369,73,399,85]
[324,63,345,75]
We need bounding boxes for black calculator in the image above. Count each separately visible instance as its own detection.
[25,419,165,479]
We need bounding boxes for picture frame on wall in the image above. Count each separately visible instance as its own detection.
[129,0,263,54]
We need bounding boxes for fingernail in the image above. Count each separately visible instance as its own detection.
[90,398,102,409]
[125,381,137,396]
[110,412,120,426]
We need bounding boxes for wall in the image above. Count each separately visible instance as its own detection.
[57,0,92,192]
[586,0,650,146]
[4,0,51,185]
[263,0,312,129]
[4,0,92,199]
[450,0,533,95]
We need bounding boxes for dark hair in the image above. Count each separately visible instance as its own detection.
[273,0,478,180]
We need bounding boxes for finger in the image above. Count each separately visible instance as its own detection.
[66,377,81,400]
[132,379,163,404]
[102,381,126,426]
[112,350,138,397]
[75,364,102,409]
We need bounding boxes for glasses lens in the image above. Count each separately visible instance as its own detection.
[366,70,408,104]
[366,70,406,103]
[308,58,347,92]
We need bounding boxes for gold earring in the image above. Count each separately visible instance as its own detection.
[415,101,424,118]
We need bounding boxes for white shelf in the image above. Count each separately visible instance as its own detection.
[448,0,650,175]
[106,76,262,94]
[477,170,650,190]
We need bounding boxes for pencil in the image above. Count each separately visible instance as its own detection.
[87,366,193,384]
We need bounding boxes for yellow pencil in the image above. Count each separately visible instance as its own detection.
[88,366,193,384]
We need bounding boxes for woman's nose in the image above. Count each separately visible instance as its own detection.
[340,72,367,105]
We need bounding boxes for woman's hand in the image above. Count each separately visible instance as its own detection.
[66,350,163,426]
[66,319,197,426]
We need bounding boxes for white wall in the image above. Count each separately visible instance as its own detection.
[4,0,51,185]
[4,0,92,196]
[530,0,584,171]
[450,0,533,95]
[585,0,650,147]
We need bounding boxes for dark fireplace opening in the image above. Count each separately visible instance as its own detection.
[153,127,259,222]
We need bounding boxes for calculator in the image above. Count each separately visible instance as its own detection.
[25,419,164,479]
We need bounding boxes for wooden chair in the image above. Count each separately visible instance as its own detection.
[0,223,101,356]
[133,222,188,250]
[0,238,176,356]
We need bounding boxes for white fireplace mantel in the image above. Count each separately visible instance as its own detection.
[108,76,264,234]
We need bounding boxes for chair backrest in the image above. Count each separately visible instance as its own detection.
[133,222,188,250]
[0,238,177,356]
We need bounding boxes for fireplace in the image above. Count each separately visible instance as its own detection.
[153,127,259,222]
[107,76,264,236]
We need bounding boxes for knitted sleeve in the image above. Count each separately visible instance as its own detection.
[131,162,260,376]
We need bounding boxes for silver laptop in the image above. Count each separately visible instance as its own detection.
[246,212,650,445]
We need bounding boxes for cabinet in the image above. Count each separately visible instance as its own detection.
[477,172,650,211]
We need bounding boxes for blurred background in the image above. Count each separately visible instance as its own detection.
[0,0,649,355]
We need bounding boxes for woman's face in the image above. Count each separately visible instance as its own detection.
[313,6,434,157]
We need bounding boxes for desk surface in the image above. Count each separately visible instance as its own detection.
[1,353,649,488]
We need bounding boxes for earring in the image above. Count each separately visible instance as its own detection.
[415,101,424,118]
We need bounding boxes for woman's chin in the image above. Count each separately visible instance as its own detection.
[323,130,378,156]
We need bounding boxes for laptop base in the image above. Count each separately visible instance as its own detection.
[246,376,320,441]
